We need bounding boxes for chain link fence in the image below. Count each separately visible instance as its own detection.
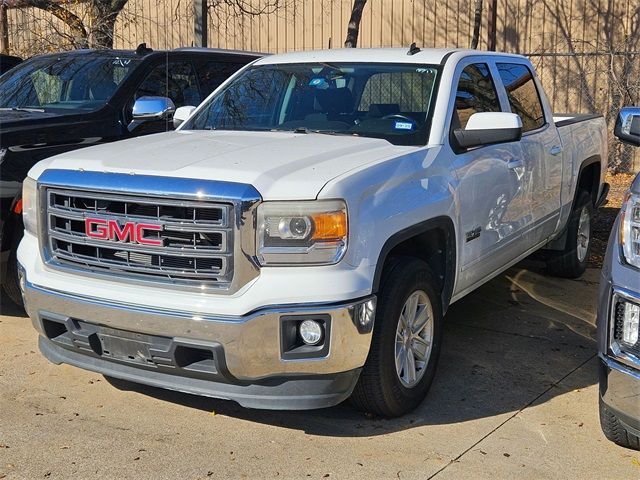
[527,49,640,173]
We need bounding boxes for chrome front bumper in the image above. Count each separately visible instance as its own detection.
[599,355,640,436]
[24,279,376,409]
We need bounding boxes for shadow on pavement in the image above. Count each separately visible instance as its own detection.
[105,262,599,437]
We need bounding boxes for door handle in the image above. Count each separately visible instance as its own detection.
[507,158,524,169]
[550,145,563,156]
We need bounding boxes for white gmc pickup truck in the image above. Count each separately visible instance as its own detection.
[19,47,608,416]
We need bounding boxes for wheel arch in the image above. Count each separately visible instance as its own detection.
[372,216,456,314]
[545,154,602,252]
[575,155,603,206]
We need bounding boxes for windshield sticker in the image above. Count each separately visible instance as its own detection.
[394,121,415,131]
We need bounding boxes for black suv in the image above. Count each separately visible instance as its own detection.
[0,54,23,75]
[0,45,262,306]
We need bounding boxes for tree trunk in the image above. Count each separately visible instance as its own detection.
[0,3,9,54]
[344,0,367,48]
[88,1,127,49]
[31,0,89,48]
[470,0,483,49]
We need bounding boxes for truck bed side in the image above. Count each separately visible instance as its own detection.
[554,114,608,232]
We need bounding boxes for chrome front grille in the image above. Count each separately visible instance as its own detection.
[45,188,234,285]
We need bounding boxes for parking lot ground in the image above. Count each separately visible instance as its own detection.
[1,264,639,480]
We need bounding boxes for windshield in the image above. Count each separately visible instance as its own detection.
[184,62,439,145]
[0,55,142,113]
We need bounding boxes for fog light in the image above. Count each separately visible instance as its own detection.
[299,319,323,345]
[621,301,640,346]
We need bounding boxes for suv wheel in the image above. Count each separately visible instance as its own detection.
[600,399,640,450]
[350,256,443,417]
[546,190,593,278]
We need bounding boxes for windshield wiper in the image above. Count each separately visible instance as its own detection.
[314,130,360,137]
[275,127,360,137]
[0,107,46,113]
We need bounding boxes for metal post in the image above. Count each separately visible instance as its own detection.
[0,1,9,54]
[487,0,497,51]
[194,0,207,48]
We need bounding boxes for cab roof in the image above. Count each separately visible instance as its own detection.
[254,47,527,66]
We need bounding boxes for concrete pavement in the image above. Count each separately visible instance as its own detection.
[1,264,638,479]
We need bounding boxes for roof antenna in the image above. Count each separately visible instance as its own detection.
[136,43,153,55]
[407,42,421,56]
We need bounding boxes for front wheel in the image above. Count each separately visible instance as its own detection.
[600,399,640,450]
[350,257,443,417]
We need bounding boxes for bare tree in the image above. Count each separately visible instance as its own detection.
[16,0,129,49]
[539,0,640,172]
[209,0,284,16]
[207,0,288,28]
[344,0,367,48]
[470,0,483,49]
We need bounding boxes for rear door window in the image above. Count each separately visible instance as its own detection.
[452,63,501,129]
[496,63,545,132]
[194,61,246,97]
[134,60,201,108]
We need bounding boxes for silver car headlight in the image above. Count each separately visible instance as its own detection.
[620,192,640,268]
[256,200,347,265]
[22,177,38,236]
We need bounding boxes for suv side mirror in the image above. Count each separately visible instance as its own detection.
[132,96,176,121]
[453,112,523,150]
[614,107,640,147]
[128,96,176,132]
[173,105,196,129]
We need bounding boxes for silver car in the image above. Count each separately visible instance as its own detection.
[598,107,640,449]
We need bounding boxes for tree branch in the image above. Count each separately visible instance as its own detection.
[28,0,88,46]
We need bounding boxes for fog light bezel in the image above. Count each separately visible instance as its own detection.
[280,314,330,360]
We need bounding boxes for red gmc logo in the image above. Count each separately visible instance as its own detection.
[84,218,163,246]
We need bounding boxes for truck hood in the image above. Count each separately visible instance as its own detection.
[30,130,417,200]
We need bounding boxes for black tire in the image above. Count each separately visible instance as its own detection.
[350,256,443,417]
[600,399,640,450]
[2,232,23,308]
[546,190,593,278]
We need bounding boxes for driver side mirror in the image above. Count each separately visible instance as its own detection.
[453,112,523,150]
[128,96,176,132]
[614,107,640,147]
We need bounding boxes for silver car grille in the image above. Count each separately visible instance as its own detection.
[44,188,234,286]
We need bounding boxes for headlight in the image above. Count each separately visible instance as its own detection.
[0,148,7,166]
[22,177,38,235]
[620,192,640,268]
[610,291,640,360]
[256,200,347,265]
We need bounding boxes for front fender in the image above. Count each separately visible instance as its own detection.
[318,146,458,296]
